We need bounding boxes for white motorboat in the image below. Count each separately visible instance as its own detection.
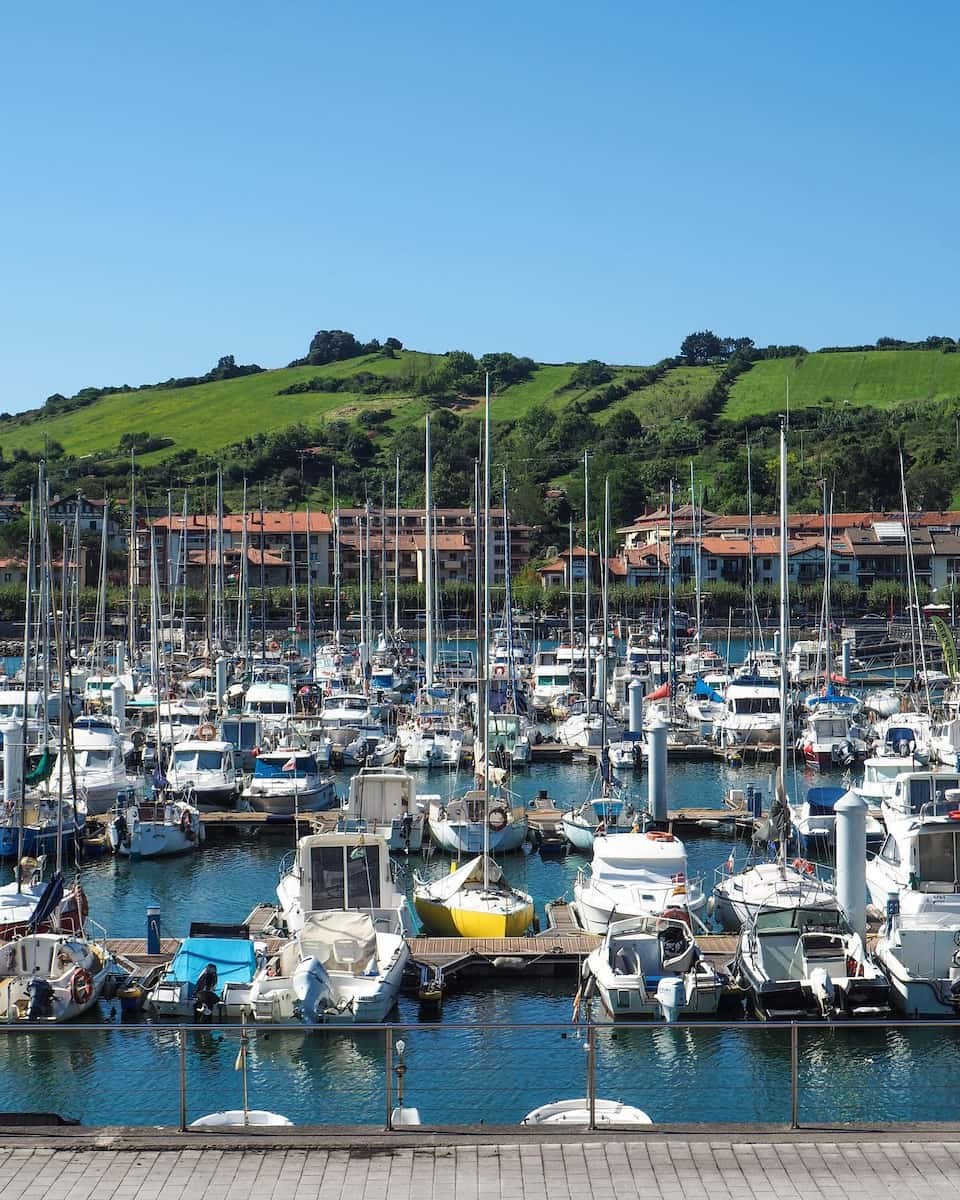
[931,718,960,769]
[573,829,705,934]
[401,714,464,769]
[241,748,336,815]
[64,716,130,816]
[788,785,884,854]
[166,737,239,809]
[735,900,890,1020]
[521,1099,652,1126]
[713,677,782,750]
[148,934,261,1019]
[0,931,112,1021]
[873,907,960,1016]
[796,710,867,771]
[477,712,533,768]
[338,766,428,852]
[157,700,209,746]
[866,783,960,917]
[531,662,574,714]
[873,712,933,763]
[243,681,297,736]
[339,724,399,769]
[109,792,204,858]
[318,693,374,732]
[584,913,723,1021]
[426,789,529,855]
[253,830,411,1023]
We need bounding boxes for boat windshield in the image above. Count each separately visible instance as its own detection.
[309,844,382,909]
[174,750,226,772]
[79,749,115,768]
[756,906,841,933]
[916,829,960,890]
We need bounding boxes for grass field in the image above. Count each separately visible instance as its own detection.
[724,350,960,420]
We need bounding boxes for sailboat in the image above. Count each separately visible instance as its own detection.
[414,376,533,938]
[713,420,836,931]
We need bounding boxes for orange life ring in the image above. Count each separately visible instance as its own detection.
[198,722,216,741]
[792,857,815,875]
[646,831,675,842]
[488,806,509,832]
[70,966,94,1006]
[494,666,506,678]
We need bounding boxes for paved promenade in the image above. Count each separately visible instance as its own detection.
[1,1137,960,1199]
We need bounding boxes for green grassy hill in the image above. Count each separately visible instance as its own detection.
[0,352,721,460]
[724,349,960,420]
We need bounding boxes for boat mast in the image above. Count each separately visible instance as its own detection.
[289,513,297,654]
[900,451,931,712]
[747,441,758,655]
[305,504,315,677]
[239,480,249,658]
[258,489,266,663]
[482,375,492,888]
[424,416,434,688]
[583,451,591,704]
[667,480,675,700]
[16,488,35,890]
[691,460,702,645]
[778,416,790,867]
[568,518,574,664]
[95,493,109,681]
[331,466,341,648]
[381,479,388,645]
[393,456,401,635]
[128,450,138,662]
[180,489,188,657]
[601,476,610,756]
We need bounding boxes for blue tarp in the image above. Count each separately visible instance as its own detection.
[163,937,257,985]
[807,684,858,708]
[694,678,723,703]
[806,786,846,817]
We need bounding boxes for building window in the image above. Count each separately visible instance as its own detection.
[708,559,717,570]
[2,574,9,583]
[762,558,772,569]
[838,563,850,574]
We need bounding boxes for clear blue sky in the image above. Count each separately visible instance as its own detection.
[2,1,958,411]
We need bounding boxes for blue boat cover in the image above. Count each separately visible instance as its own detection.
[164,936,257,984]
[694,678,723,703]
[253,755,318,779]
[806,786,846,816]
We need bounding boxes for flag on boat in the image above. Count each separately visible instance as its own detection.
[281,756,297,772]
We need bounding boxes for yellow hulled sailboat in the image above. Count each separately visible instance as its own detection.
[413,855,534,938]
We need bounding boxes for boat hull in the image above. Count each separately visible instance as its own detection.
[413,895,533,938]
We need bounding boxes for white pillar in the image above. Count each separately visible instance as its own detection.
[115,640,126,675]
[835,791,867,940]
[647,718,668,824]
[628,679,644,735]
[110,680,126,724]
[215,656,229,708]
[1,720,23,809]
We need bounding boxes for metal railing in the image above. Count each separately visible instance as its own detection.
[1,1017,959,1132]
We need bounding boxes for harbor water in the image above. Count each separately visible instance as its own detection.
[1,754,958,1127]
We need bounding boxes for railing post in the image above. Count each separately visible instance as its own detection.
[789,1022,799,1130]
[178,1030,187,1132]
[586,1025,596,1131]
[385,1027,393,1131]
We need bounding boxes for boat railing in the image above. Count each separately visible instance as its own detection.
[9,1017,960,1132]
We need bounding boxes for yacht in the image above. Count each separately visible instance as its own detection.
[712,855,835,932]
[713,676,782,750]
[64,716,130,815]
[413,854,533,937]
[242,681,297,737]
[866,782,960,917]
[402,714,464,770]
[253,830,411,1023]
[241,748,336,815]
[556,697,623,749]
[531,662,574,714]
[788,785,884,854]
[166,737,240,809]
[573,829,705,934]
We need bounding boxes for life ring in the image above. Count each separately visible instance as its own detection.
[488,806,509,832]
[646,831,675,842]
[657,906,691,930]
[494,666,506,678]
[198,722,216,741]
[792,858,815,875]
[270,641,280,652]
[70,966,94,1006]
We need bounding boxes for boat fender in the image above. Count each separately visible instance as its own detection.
[70,966,94,1006]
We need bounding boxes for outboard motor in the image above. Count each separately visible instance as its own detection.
[26,977,55,1021]
[809,967,836,1017]
[949,950,960,1005]
[193,963,219,1022]
[655,977,685,1023]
